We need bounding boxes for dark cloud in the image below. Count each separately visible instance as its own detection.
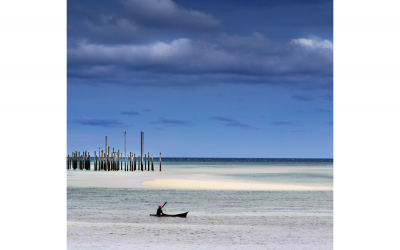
[271,121,300,126]
[211,116,257,129]
[121,111,140,115]
[69,117,128,127]
[123,0,220,30]
[67,0,332,89]
[291,93,314,101]
[315,108,330,113]
[68,35,332,87]
[152,117,192,126]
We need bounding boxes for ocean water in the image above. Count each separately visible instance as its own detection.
[68,158,333,249]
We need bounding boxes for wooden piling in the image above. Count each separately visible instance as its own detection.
[124,131,126,170]
[141,131,144,169]
[100,150,103,171]
[109,154,111,171]
[152,154,154,171]
[134,154,136,171]
[148,152,150,171]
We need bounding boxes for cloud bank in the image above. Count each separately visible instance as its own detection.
[67,0,333,89]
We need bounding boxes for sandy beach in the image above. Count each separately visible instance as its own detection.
[142,178,331,190]
[67,163,332,191]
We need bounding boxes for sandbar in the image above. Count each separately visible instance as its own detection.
[141,179,332,190]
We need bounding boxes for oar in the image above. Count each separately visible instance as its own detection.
[161,202,167,208]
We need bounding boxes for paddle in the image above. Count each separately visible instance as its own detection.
[161,202,167,208]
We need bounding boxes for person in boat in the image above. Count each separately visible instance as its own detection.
[157,205,165,216]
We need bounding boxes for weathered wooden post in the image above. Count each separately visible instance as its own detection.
[140,156,143,171]
[108,154,111,171]
[100,150,103,170]
[73,153,75,170]
[148,152,150,171]
[98,147,100,170]
[124,131,126,170]
[160,152,162,171]
[66,156,69,170]
[75,151,78,170]
[141,131,144,170]
[134,154,136,171]
[152,154,154,171]
[94,151,96,171]
[84,151,86,170]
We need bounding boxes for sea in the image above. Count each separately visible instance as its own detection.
[67,158,333,249]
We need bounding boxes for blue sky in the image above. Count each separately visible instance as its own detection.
[67,0,333,158]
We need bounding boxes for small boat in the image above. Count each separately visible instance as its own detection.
[150,212,189,217]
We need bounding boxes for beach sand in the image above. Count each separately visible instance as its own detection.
[67,164,332,191]
[142,178,331,190]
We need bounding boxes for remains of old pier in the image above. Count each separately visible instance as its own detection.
[66,131,161,171]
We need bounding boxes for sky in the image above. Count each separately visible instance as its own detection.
[67,0,333,158]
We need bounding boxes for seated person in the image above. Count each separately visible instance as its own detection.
[157,205,165,216]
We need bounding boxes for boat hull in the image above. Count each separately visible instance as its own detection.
[149,212,188,217]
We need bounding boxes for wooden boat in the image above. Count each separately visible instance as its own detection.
[149,212,188,217]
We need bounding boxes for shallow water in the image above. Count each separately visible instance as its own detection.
[67,159,333,249]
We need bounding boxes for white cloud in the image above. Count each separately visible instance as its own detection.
[68,34,333,86]
[291,37,333,50]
